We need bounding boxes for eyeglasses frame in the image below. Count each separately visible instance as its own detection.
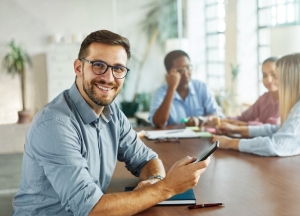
[80,58,130,79]
[175,64,193,74]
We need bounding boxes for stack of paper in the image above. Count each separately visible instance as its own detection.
[144,129,199,139]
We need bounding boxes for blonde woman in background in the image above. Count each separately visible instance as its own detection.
[213,53,300,156]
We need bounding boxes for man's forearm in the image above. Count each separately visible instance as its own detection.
[89,179,172,216]
[153,88,176,128]
[139,158,166,181]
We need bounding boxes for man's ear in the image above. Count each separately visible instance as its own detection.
[74,59,83,77]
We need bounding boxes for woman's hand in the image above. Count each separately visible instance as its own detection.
[217,122,239,135]
[212,135,240,150]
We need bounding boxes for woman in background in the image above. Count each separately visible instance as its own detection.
[209,57,280,126]
[212,53,300,156]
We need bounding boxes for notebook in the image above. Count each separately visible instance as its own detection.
[125,187,196,205]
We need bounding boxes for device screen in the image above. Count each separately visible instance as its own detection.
[193,141,219,163]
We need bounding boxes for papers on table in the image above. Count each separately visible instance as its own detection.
[195,132,212,138]
[144,129,199,139]
[139,129,211,139]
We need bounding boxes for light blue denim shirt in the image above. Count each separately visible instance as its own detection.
[149,79,223,126]
[239,100,300,156]
[12,83,158,215]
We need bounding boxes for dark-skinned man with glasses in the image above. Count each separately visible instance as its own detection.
[149,50,224,128]
[12,30,209,216]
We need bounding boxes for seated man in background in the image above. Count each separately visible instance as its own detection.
[12,30,209,216]
[149,50,223,128]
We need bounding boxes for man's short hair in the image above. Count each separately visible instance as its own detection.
[78,30,131,60]
[164,50,190,71]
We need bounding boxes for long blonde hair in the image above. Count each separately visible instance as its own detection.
[276,53,300,125]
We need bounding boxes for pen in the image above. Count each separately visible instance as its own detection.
[215,108,221,126]
[188,203,224,209]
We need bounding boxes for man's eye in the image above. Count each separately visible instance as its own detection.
[176,69,183,73]
[114,66,126,73]
[93,62,106,68]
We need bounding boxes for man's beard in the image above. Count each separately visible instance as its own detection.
[82,70,120,106]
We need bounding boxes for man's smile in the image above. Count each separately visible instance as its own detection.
[95,84,114,91]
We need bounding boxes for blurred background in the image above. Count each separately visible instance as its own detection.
[1,0,300,214]
[1,0,300,124]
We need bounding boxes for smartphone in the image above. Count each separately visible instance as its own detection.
[193,141,219,163]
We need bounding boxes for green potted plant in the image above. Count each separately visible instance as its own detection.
[119,55,140,117]
[2,40,32,123]
[133,0,182,101]
[214,63,240,115]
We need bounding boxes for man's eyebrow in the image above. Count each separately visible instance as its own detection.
[92,59,126,67]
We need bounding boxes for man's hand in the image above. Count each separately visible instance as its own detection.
[162,156,210,195]
[166,69,181,90]
[212,135,239,150]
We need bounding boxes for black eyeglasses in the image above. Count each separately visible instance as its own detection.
[175,65,193,73]
[155,138,180,143]
[80,58,130,79]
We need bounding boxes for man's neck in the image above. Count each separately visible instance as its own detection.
[75,81,105,116]
[177,83,189,100]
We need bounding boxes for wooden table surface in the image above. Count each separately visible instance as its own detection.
[107,128,300,216]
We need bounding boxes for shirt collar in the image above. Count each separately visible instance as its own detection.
[174,81,196,100]
[68,83,113,124]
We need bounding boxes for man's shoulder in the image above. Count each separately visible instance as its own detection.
[32,91,75,127]
[190,79,206,87]
[189,79,208,92]
[156,83,168,91]
[152,84,168,98]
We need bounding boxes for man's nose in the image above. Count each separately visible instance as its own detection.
[179,67,188,74]
[101,67,115,81]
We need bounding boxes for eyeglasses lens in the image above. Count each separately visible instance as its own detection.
[92,62,127,78]
[176,65,192,73]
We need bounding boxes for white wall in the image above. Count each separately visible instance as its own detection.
[0,0,166,124]
[271,25,300,56]
[186,0,206,82]
[236,0,259,105]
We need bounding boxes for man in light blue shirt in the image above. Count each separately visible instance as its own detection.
[12,30,209,215]
[149,50,223,128]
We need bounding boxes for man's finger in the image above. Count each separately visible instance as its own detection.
[176,156,195,166]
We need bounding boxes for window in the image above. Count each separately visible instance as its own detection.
[204,0,226,91]
[257,0,300,94]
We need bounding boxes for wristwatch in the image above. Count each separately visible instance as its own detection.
[147,175,164,181]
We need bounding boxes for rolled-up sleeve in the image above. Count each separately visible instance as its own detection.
[248,124,279,137]
[148,87,167,127]
[238,107,300,156]
[29,119,102,215]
